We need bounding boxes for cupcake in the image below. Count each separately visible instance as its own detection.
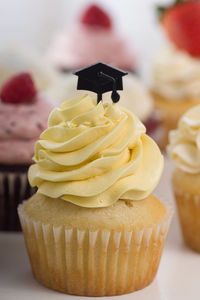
[168,104,200,252]
[46,4,136,72]
[53,73,162,144]
[18,63,172,295]
[0,72,54,231]
[151,1,200,148]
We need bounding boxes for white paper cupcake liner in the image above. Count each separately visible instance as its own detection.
[18,201,173,296]
[173,187,200,252]
[174,187,200,207]
[0,171,34,231]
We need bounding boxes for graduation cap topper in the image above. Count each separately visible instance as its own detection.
[74,62,128,104]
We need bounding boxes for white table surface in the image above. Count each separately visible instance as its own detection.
[1,157,200,300]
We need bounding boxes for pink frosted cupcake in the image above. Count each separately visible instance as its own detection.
[46,4,136,72]
[0,72,54,231]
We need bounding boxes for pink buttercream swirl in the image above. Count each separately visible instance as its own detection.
[47,25,135,70]
[0,94,54,164]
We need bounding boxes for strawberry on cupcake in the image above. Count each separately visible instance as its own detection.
[46,4,136,72]
[0,72,54,231]
[151,0,200,149]
[161,0,200,57]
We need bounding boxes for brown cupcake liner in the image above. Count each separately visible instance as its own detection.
[0,171,35,231]
[18,201,173,296]
[173,187,200,252]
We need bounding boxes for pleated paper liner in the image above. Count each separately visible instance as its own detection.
[0,167,35,231]
[174,187,200,252]
[18,201,173,296]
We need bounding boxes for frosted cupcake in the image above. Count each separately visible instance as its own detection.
[46,4,136,72]
[18,91,172,295]
[168,105,200,252]
[0,72,54,231]
[151,1,200,148]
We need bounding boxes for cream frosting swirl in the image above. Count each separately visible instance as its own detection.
[28,95,163,207]
[168,105,200,173]
[152,45,200,100]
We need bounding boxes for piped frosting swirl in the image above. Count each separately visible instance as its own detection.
[168,104,200,174]
[28,95,163,207]
[152,46,200,100]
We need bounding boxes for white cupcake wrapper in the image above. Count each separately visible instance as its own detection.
[173,187,200,252]
[0,171,34,231]
[174,187,200,207]
[18,201,173,296]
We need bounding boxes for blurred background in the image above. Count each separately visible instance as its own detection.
[0,0,169,81]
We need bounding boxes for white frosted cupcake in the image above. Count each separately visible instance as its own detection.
[168,104,200,252]
[151,45,200,147]
[151,0,200,148]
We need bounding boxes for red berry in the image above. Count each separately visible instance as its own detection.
[0,72,37,104]
[162,1,200,57]
[81,4,112,29]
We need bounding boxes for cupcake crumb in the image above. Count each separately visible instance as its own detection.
[124,200,134,207]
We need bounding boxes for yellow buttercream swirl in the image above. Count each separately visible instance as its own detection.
[28,95,164,207]
[168,104,200,174]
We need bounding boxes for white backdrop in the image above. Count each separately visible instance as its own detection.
[0,0,170,80]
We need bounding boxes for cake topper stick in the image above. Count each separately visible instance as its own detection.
[74,62,128,104]
[98,71,120,103]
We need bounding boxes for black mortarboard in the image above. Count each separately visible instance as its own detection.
[74,62,128,103]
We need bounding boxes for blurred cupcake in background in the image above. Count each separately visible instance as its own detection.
[53,72,162,144]
[151,0,200,149]
[168,104,200,252]
[0,72,54,231]
[46,4,136,72]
